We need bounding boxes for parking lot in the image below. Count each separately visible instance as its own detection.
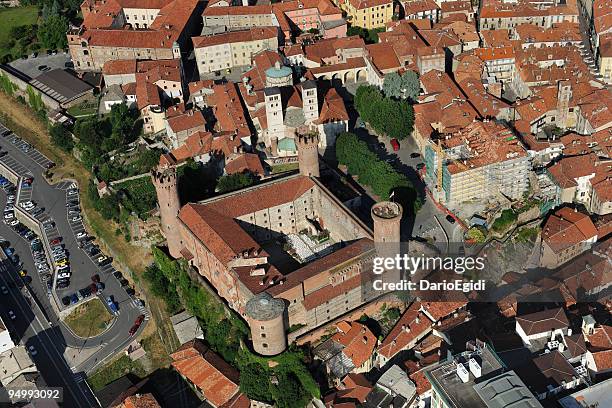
[7,51,72,79]
[0,121,148,374]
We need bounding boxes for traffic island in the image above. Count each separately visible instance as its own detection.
[64,298,114,338]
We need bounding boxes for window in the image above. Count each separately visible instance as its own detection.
[262,343,268,348]
[261,333,266,338]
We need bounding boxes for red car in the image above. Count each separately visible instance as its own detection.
[49,238,61,245]
[390,138,400,151]
[91,274,100,283]
[129,314,146,336]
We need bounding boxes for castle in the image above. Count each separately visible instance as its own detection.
[152,131,402,355]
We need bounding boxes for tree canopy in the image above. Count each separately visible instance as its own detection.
[217,172,256,193]
[49,123,73,152]
[336,132,416,202]
[354,85,414,140]
[382,71,420,101]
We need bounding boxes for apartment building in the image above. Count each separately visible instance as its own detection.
[338,0,394,29]
[424,121,531,206]
[474,47,516,86]
[202,0,346,39]
[68,0,202,71]
[479,0,579,35]
[547,153,612,215]
[193,27,280,74]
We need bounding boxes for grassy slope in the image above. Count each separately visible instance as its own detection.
[0,7,39,58]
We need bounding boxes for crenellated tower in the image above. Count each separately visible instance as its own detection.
[296,131,320,178]
[151,159,182,258]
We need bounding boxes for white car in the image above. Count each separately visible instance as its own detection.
[8,220,18,227]
[67,190,78,196]
[7,195,15,201]
[3,213,13,220]
[76,232,87,239]
[1,286,7,295]
[28,345,37,356]
[8,310,15,320]
[71,216,81,222]
[57,272,71,279]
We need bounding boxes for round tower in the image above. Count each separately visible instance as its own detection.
[371,201,403,283]
[151,161,182,259]
[371,201,402,244]
[296,131,320,178]
[245,292,287,356]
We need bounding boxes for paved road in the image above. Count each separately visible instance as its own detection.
[0,256,99,408]
[0,123,149,376]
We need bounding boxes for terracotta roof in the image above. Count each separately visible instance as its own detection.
[403,0,439,16]
[81,0,200,49]
[542,207,598,254]
[529,350,578,391]
[348,0,392,10]
[207,83,251,139]
[331,321,377,368]
[420,300,467,322]
[564,333,587,359]
[317,87,349,124]
[192,26,279,48]
[366,43,401,71]
[135,75,161,109]
[225,153,264,176]
[474,46,515,61]
[166,110,207,133]
[378,302,433,359]
[515,308,569,336]
[123,393,162,408]
[171,339,239,407]
[219,393,251,408]
[548,154,598,188]
[170,131,214,162]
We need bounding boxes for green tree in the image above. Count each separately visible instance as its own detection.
[272,371,308,408]
[240,363,273,402]
[383,71,420,101]
[354,85,414,140]
[217,172,256,193]
[49,123,74,152]
[37,15,69,50]
[109,103,136,146]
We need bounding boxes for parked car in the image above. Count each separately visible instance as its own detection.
[76,232,87,240]
[113,271,122,279]
[129,314,146,336]
[445,214,456,224]
[62,296,71,306]
[390,138,400,151]
[410,152,421,158]
[106,296,119,315]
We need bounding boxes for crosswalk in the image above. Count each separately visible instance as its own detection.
[73,372,86,384]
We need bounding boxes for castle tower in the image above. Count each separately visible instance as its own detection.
[296,131,320,177]
[301,80,319,123]
[556,80,572,131]
[245,292,287,356]
[371,201,403,283]
[151,160,182,258]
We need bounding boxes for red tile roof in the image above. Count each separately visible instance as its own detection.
[171,340,239,407]
[123,393,162,408]
[192,27,279,48]
[166,110,207,133]
[378,302,432,359]
[515,308,569,336]
[225,153,264,176]
[331,321,377,368]
[542,207,598,253]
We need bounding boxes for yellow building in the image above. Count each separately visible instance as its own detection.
[340,0,394,29]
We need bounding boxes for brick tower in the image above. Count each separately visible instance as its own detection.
[151,160,182,258]
[371,201,403,283]
[245,292,287,356]
[296,131,320,178]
